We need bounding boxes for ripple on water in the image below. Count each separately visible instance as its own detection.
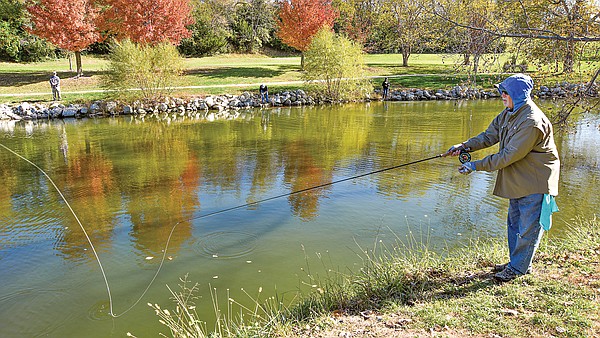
[1,212,60,246]
[193,231,258,259]
[0,288,76,337]
[88,300,113,321]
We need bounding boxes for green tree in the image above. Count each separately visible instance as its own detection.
[229,0,275,53]
[0,0,55,62]
[303,28,372,101]
[102,40,184,100]
[178,0,231,56]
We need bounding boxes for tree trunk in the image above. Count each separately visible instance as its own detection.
[75,51,83,76]
[401,45,410,67]
[472,54,480,74]
[463,53,471,66]
[563,38,574,73]
[301,53,305,70]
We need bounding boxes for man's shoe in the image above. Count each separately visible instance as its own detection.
[494,267,520,282]
[492,263,532,274]
[493,263,508,272]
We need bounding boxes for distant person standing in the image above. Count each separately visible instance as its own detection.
[49,71,61,101]
[381,77,390,100]
[259,84,269,104]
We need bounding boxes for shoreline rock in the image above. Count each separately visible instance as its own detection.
[1,82,597,122]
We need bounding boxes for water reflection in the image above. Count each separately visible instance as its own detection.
[283,140,333,220]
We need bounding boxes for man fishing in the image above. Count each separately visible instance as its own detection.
[49,71,61,101]
[444,73,560,282]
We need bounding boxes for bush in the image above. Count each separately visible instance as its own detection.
[303,28,372,101]
[103,40,184,100]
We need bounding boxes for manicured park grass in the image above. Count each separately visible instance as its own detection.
[0,53,597,103]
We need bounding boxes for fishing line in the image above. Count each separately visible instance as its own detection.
[0,142,115,315]
[190,153,445,221]
[1,140,454,318]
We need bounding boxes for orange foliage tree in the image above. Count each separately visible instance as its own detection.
[26,0,102,76]
[276,0,339,68]
[100,0,194,44]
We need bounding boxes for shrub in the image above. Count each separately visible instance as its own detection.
[103,40,184,100]
[302,28,372,101]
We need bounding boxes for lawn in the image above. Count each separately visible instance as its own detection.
[0,53,597,103]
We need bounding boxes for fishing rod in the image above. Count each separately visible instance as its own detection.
[192,151,466,221]
[0,141,471,318]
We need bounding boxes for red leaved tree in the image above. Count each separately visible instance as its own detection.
[27,0,102,76]
[100,0,194,45]
[276,0,339,69]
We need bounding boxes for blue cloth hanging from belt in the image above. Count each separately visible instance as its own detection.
[540,194,559,231]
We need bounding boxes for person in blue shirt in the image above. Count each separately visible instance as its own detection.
[259,84,269,104]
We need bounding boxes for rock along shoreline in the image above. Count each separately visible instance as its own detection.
[1,82,597,122]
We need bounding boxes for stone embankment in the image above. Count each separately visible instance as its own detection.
[1,82,597,121]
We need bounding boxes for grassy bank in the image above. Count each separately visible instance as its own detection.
[2,53,597,103]
[150,216,599,337]
[278,216,600,337]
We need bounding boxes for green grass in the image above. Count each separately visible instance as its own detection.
[1,53,598,103]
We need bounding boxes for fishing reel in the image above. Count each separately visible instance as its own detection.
[458,149,471,164]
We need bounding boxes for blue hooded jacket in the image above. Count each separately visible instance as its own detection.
[496,73,534,113]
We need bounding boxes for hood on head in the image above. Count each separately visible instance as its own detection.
[495,73,534,112]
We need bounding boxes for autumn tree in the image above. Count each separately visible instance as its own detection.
[377,0,435,67]
[332,0,382,50]
[100,0,194,45]
[276,0,339,69]
[26,0,102,75]
[501,0,600,73]
[430,0,600,74]
[435,0,500,77]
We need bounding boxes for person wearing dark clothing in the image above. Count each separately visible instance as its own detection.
[259,84,269,104]
[381,77,390,100]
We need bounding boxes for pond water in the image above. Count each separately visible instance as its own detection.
[0,100,599,337]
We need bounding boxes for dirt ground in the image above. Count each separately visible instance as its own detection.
[286,310,494,338]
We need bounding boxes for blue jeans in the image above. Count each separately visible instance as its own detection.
[506,193,544,275]
[261,92,269,103]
